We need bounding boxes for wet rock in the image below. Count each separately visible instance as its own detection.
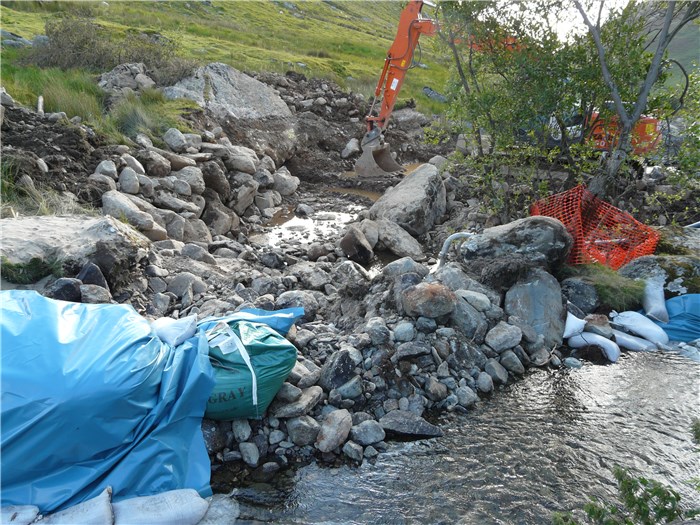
[350,420,386,446]
[564,357,583,369]
[456,385,478,407]
[500,349,525,375]
[343,441,364,462]
[286,415,321,446]
[370,164,446,236]
[80,284,112,303]
[485,321,522,353]
[504,268,564,349]
[316,408,352,453]
[485,358,509,385]
[239,442,260,467]
[359,219,380,249]
[44,277,82,302]
[379,410,443,439]
[476,371,494,393]
[202,419,227,454]
[376,219,425,260]
[340,225,374,265]
[199,494,240,525]
[271,386,323,418]
[402,282,457,318]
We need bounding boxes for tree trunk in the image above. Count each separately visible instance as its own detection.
[589,125,633,197]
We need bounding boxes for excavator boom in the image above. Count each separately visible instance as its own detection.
[355,0,437,178]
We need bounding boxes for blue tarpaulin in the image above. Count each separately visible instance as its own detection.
[0,290,216,513]
[649,294,700,343]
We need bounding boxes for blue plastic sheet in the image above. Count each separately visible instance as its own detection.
[0,290,215,513]
[649,294,700,343]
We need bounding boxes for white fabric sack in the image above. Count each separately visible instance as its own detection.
[642,277,669,323]
[612,329,657,352]
[152,315,198,347]
[113,489,209,525]
[563,312,587,338]
[41,487,113,525]
[0,505,40,525]
[568,333,621,363]
[609,310,669,345]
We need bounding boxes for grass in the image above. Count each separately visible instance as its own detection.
[559,263,646,312]
[1,256,63,284]
[0,1,450,113]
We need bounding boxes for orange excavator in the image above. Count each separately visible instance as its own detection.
[354,0,437,178]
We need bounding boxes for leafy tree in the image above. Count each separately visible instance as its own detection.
[572,0,700,195]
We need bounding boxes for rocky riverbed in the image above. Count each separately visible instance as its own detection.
[1,61,699,516]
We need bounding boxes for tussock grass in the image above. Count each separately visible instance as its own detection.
[560,263,645,312]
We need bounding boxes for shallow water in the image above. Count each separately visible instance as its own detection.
[231,352,699,524]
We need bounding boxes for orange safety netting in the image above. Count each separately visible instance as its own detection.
[530,184,659,270]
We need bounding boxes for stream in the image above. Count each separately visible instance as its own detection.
[230,352,699,524]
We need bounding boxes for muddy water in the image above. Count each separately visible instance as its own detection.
[230,353,699,524]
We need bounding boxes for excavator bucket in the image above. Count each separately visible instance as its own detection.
[354,142,403,178]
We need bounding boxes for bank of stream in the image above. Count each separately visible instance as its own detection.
[226,352,699,524]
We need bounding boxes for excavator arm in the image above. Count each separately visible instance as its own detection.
[355,0,437,177]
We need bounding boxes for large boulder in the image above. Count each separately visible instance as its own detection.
[369,164,446,237]
[504,268,565,349]
[459,216,572,288]
[376,219,425,260]
[618,254,700,295]
[0,216,149,289]
[163,63,296,166]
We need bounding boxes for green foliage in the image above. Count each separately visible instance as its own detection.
[559,264,645,311]
[1,257,63,285]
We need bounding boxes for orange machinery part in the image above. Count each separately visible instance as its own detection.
[586,113,662,155]
[366,0,437,134]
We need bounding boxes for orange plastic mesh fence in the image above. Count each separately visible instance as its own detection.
[530,184,659,270]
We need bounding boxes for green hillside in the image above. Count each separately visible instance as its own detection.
[0,0,450,106]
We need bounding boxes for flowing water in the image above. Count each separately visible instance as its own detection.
[231,352,699,524]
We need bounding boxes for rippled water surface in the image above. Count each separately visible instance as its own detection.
[233,352,699,524]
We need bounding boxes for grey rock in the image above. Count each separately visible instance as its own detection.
[449,297,488,342]
[79,284,112,303]
[201,161,230,199]
[122,153,145,175]
[425,377,448,401]
[136,150,171,178]
[505,268,564,349]
[382,257,430,279]
[485,358,509,384]
[366,317,391,345]
[44,277,82,302]
[340,225,374,265]
[500,349,525,375]
[118,167,140,194]
[376,219,425,260]
[286,415,321,446]
[485,321,522,353]
[316,408,352,453]
[476,372,494,393]
[271,386,323,418]
[95,160,118,179]
[276,383,302,403]
[432,263,501,306]
[239,442,260,467]
[102,190,154,230]
[350,420,386,446]
[343,441,364,462]
[181,243,216,265]
[173,166,206,194]
[183,218,213,244]
[402,282,457,318]
[359,219,380,248]
[276,290,319,322]
[456,386,478,407]
[76,262,109,291]
[163,127,188,153]
[393,321,416,342]
[564,357,583,369]
[167,272,208,298]
[379,410,443,438]
[393,341,431,361]
[341,137,361,159]
[272,166,300,196]
[231,419,252,442]
[269,430,286,445]
[319,349,357,391]
[370,164,446,236]
[336,376,363,399]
